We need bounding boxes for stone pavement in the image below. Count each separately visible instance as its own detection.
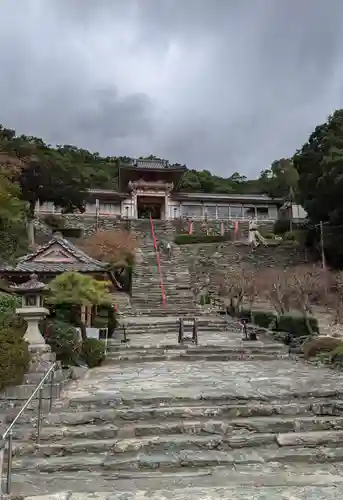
[4,318,343,498]
[16,484,343,499]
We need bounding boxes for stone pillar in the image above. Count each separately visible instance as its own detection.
[164,193,169,220]
[132,193,137,219]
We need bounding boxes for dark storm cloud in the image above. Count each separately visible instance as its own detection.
[1,0,343,176]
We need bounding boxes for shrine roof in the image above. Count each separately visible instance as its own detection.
[118,159,186,191]
[119,159,186,171]
[0,233,109,274]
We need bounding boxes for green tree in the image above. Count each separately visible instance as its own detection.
[0,160,28,260]
[259,158,299,199]
[294,109,343,267]
[0,127,95,245]
[48,272,112,340]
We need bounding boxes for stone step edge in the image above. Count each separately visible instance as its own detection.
[24,415,343,440]
[12,429,343,456]
[6,399,342,426]
[8,478,343,500]
[11,444,343,472]
[66,392,343,408]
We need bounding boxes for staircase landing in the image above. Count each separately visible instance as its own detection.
[5,318,343,498]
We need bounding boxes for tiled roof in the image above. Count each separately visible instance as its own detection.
[0,233,109,274]
[135,159,169,169]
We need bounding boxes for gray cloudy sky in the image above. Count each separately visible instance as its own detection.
[1,0,343,177]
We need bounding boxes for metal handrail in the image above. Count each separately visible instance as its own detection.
[1,361,58,495]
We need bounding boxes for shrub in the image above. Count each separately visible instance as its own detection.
[283,231,296,241]
[174,234,230,245]
[0,294,26,334]
[331,344,343,367]
[0,294,21,315]
[81,338,105,368]
[274,219,291,235]
[252,310,277,329]
[303,336,342,360]
[283,230,305,245]
[57,228,83,239]
[42,319,82,367]
[237,308,252,322]
[0,328,30,391]
[315,351,332,364]
[258,227,275,239]
[43,214,65,229]
[276,313,319,338]
[199,294,211,306]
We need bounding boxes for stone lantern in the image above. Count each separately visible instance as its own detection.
[10,273,50,347]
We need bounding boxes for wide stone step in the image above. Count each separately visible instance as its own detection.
[12,443,343,473]
[105,352,289,363]
[8,460,343,496]
[107,344,286,354]
[28,399,343,427]
[6,482,343,499]
[19,428,343,458]
[14,433,270,457]
[119,319,230,327]
[65,392,343,411]
[30,415,343,442]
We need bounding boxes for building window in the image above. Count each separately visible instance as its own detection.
[242,206,256,218]
[100,203,116,214]
[256,206,269,220]
[86,203,96,213]
[41,202,54,212]
[217,206,230,219]
[229,205,243,219]
[181,205,202,218]
[204,206,217,219]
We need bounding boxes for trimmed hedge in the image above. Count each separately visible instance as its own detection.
[238,308,319,340]
[174,234,230,245]
[81,338,106,368]
[237,308,252,322]
[252,310,277,329]
[0,327,30,392]
[275,314,319,338]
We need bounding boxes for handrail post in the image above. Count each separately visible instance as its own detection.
[5,432,13,495]
[104,327,109,356]
[149,215,166,306]
[49,370,54,413]
[37,387,44,443]
[1,361,58,494]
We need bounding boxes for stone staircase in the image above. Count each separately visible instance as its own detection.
[0,346,70,423]
[130,220,196,315]
[5,319,343,497]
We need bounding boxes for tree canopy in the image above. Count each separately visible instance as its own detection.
[0,126,294,201]
[49,271,112,340]
[0,162,27,260]
[294,109,343,267]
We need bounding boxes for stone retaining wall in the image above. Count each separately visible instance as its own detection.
[179,241,309,273]
[34,215,274,241]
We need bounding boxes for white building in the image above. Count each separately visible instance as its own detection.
[35,159,306,223]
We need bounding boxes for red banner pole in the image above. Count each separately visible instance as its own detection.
[149,216,166,306]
